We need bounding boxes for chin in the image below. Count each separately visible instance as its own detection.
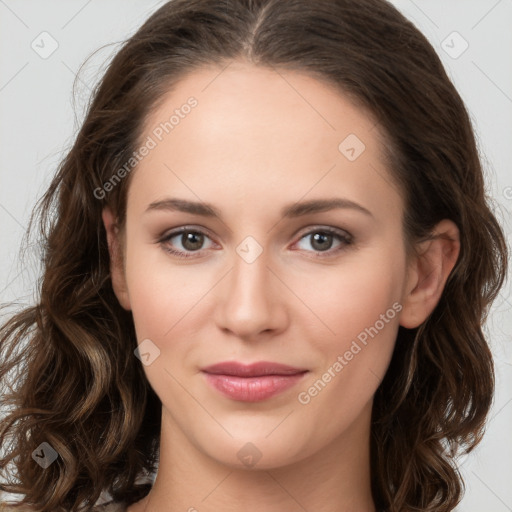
[188,421,315,471]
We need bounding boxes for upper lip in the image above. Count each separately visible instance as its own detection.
[201,361,308,377]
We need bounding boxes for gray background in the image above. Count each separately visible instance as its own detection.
[0,1,511,510]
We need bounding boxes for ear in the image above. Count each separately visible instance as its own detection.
[399,219,460,329]
[102,206,131,310]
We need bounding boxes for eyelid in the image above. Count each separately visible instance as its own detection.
[160,226,219,244]
[293,224,353,243]
[158,224,216,241]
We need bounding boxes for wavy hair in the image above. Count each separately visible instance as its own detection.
[0,0,508,511]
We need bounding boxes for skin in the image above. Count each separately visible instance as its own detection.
[102,61,460,512]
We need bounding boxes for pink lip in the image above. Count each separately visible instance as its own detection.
[201,361,309,402]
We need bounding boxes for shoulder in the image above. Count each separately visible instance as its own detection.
[0,502,126,512]
[92,503,127,512]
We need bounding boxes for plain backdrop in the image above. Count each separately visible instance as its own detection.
[0,1,511,510]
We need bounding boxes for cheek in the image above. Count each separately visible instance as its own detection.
[123,237,222,401]
[305,261,402,401]
[293,249,405,410]
[123,236,210,339]
[123,241,203,408]
[298,248,406,350]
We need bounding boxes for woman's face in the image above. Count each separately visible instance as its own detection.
[108,61,416,469]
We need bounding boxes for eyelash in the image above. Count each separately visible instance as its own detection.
[158,225,354,260]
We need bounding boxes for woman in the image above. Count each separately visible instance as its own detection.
[0,0,508,511]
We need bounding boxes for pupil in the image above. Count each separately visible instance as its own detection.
[183,232,203,251]
[312,232,332,251]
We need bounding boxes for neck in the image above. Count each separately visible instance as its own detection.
[129,400,377,512]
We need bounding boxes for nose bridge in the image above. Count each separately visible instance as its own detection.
[215,237,284,337]
[230,239,272,310]
[233,244,268,292]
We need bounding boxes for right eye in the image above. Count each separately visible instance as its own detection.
[159,227,217,259]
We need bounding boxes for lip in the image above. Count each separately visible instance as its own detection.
[201,361,309,402]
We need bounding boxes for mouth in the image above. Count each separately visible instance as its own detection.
[200,361,309,402]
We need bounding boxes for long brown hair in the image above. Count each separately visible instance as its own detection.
[0,1,508,511]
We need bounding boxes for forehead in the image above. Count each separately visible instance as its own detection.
[143,60,380,151]
[129,61,402,221]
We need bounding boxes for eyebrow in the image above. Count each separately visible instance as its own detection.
[144,197,373,219]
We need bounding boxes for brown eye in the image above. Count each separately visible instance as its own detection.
[310,232,334,251]
[180,231,205,251]
[294,227,353,256]
[159,228,215,258]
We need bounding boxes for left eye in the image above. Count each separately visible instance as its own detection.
[294,228,352,255]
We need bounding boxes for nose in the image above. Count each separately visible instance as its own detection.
[213,245,288,341]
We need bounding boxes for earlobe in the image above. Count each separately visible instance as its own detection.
[101,207,131,311]
[399,219,460,329]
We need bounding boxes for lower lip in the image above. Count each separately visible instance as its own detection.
[202,372,307,402]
